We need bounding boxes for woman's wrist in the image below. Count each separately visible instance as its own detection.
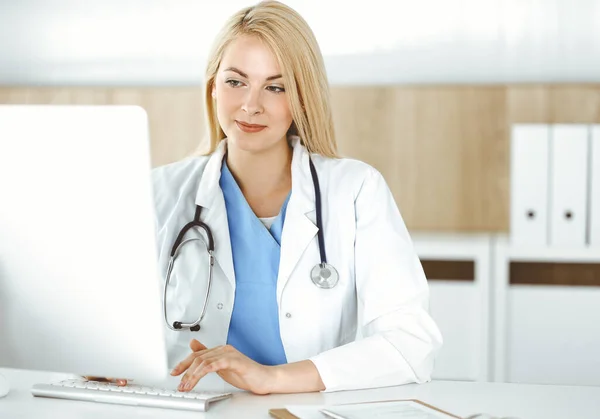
[267,360,325,394]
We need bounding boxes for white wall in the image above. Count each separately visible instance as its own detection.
[1,0,600,85]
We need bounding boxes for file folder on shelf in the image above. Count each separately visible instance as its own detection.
[590,125,600,246]
[510,125,550,246]
[549,125,589,247]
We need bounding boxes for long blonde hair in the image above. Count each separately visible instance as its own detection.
[201,1,337,157]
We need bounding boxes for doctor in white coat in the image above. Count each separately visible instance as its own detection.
[152,1,442,395]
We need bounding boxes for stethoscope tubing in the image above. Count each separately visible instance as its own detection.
[163,155,337,332]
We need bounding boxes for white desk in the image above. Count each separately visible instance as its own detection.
[1,368,599,419]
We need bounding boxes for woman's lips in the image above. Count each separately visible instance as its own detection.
[236,120,266,133]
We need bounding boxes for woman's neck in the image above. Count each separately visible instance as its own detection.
[225,138,293,216]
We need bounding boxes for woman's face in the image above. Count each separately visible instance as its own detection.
[212,35,293,154]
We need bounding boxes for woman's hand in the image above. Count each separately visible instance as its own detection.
[170,339,276,395]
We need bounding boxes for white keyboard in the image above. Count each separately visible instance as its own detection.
[31,379,232,412]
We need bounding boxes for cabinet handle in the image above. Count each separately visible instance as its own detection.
[526,210,535,219]
[564,210,573,220]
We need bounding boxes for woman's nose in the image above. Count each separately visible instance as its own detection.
[241,88,263,116]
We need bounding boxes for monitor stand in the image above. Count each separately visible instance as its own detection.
[0,372,10,398]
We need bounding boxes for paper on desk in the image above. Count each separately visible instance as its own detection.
[287,400,456,419]
[285,405,330,419]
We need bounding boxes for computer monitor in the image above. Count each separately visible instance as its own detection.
[0,105,168,383]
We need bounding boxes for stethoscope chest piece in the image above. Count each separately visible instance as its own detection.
[310,263,339,289]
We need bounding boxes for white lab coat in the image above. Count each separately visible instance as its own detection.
[152,137,442,392]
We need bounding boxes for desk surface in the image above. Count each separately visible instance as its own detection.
[1,368,599,419]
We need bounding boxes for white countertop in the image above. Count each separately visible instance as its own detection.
[1,368,599,419]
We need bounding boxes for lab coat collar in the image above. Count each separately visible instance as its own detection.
[194,139,235,289]
[194,139,227,209]
[288,135,317,213]
[193,136,313,208]
[194,136,315,211]
[277,136,319,299]
[193,136,319,296]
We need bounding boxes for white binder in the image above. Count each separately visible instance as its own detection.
[510,125,549,246]
[549,125,589,247]
[590,125,600,246]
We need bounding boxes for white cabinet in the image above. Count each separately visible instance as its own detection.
[412,234,491,382]
[493,237,600,386]
[428,282,483,381]
[403,233,600,387]
[507,286,600,386]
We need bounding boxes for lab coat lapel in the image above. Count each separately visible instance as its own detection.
[277,138,318,300]
[194,140,236,290]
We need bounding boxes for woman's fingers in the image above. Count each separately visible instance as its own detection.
[180,352,234,391]
[178,345,229,383]
[170,348,212,376]
[170,339,210,376]
[189,339,207,352]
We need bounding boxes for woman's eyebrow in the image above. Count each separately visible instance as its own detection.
[223,67,282,81]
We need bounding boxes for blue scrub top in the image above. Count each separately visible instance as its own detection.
[220,160,289,366]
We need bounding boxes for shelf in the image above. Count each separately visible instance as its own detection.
[506,246,600,263]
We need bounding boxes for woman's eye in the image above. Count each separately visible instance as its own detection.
[225,80,243,87]
[267,85,285,93]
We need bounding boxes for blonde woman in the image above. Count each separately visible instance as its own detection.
[153,0,442,394]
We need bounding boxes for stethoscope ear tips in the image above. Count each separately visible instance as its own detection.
[172,321,200,331]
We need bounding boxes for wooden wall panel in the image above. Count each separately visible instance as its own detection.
[332,86,509,231]
[507,85,600,123]
[394,87,507,231]
[2,84,600,232]
[331,87,400,193]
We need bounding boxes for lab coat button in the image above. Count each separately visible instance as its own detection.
[285,313,292,318]
[217,303,223,310]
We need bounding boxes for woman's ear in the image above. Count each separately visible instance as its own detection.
[211,85,216,99]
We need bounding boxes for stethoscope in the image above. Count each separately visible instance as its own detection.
[163,156,339,332]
